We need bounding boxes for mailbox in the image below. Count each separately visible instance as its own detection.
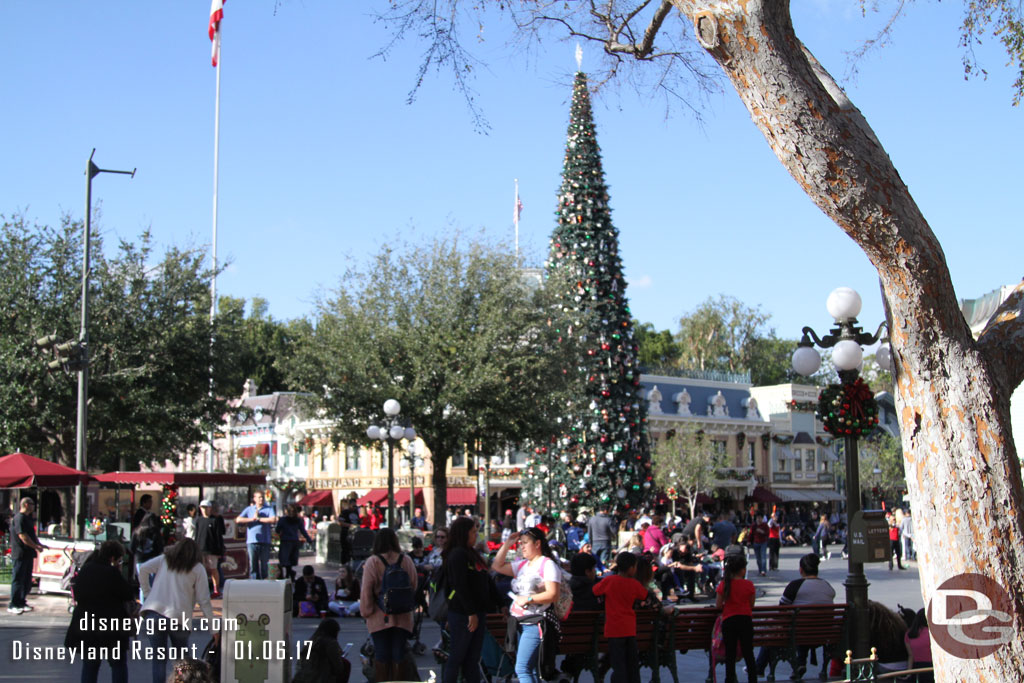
[316,522,343,566]
[221,579,294,683]
[849,510,890,563]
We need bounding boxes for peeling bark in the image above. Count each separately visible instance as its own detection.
[671,1,1024,679]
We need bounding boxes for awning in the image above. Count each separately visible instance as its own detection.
[819,448,840,463]
[0,452,90,488]
[445,487,479,506]
[777,446,799,460]
[773,488,843,502]
[356,488,388,506]
[393,489,425,506]
[748,486,783,504]
[93,471,267,487]
[298,490,334,507]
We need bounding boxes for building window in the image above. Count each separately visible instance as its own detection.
[793,448,803,471]
[345,445,360,471]
[805,451,816,473]
[774,449,787,472]
[452,449,466,468]
[712,440,727,456]
[748,442,756,469]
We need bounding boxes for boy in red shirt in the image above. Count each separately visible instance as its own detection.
[593,552,649,683]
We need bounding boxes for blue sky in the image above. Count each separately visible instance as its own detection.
[2,1,1020,343]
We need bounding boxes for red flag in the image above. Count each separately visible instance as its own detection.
[514,195,523,222]
[209,0,224,67]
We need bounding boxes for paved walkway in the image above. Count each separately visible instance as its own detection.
[0,547,926,681]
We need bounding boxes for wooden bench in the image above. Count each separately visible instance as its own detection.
[661,604,846,683]
[484,609,663,683]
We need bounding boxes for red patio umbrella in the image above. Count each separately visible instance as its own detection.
[0,452,90,488]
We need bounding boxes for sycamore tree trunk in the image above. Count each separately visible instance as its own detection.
[671,1,1024,679]
[430,442,452,529]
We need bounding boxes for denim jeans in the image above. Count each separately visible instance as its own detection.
[247,542,271,579]
[592,543,612,567]
[752,542,767,574]
[767,538,780,570]
[444,610,485,683]
[81,656,128,683]
[514,621,544,683]
[145,611,191,683]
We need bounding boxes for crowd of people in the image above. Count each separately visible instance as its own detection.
[6,487,930,683]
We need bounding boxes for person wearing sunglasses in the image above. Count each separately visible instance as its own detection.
[492,528,560,683]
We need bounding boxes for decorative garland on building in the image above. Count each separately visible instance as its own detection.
[815,435,835,446]
[771,435,795,445]
[736,432,746,449]
[818,379,879,437]
[786,400,817,413]
[761,433,772,450]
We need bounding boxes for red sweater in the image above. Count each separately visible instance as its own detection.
[593,574,649,638]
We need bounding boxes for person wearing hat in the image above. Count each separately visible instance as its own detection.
[195,500,226,597]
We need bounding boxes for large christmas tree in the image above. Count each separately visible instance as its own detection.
[522,71,652,514]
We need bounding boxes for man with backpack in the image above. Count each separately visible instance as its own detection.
[359,528,419,682]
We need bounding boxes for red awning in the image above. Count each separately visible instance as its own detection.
[93,471,267,487]
[445,487,479,506]
[0,452,90,488]
[298,490,334,507]
[356,488,389,506]
[393,489,425,506]
[748,486,783,504]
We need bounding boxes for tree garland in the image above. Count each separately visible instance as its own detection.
[818,379,879,437]
[786,399,817,413]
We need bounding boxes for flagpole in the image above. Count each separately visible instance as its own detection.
[208,32,222,473]
[514,178,520,260]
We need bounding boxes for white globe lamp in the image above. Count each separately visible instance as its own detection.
[826,287,863,322]
[792,345,822,377]
[389,425,405,440]
[366,426,380,440]
[383,399,401,416]
[876,343,892,372]
[832,339,864,371]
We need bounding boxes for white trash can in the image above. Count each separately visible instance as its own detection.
[221,579,294,683]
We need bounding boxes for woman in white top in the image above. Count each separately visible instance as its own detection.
[139,538,218,683]
[492,528,560,683]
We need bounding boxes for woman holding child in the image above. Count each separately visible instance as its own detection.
[492,527,560,683]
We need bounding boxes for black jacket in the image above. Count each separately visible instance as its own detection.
[294,575,329,613]
[64,561,135,651]
[569,575,602,612]
[196,514,226,555]
[444,546,497,615]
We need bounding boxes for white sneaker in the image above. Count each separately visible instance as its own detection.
[827,552,833,560]
[7,606,24,614]
[20,604,33,611]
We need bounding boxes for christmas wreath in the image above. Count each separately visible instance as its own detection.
[818,378,879,437]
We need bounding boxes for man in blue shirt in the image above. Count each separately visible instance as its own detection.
[236,491,278,579]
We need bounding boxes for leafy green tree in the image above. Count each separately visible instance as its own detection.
[217,296,299,394]
[745,335,800,386]
[282,234,575,523]
[676,295,770,374]
[858,432,905,505]
[634,321,682,368]
[651,424,726,520]
[0,214,235,473]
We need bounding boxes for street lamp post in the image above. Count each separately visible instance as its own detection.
[367,399,416,529]
[791,286,892,659]
[402,443,424,526]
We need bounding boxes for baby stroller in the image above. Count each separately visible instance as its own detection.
[61,547,94,613]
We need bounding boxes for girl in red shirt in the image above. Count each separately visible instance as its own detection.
[715,554,757,682]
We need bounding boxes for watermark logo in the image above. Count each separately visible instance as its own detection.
[928,573,1014,659]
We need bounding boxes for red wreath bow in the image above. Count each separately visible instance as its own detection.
[843,379,874,420]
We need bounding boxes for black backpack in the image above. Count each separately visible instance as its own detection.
[426,562,451,624]
[375,554,415,615]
